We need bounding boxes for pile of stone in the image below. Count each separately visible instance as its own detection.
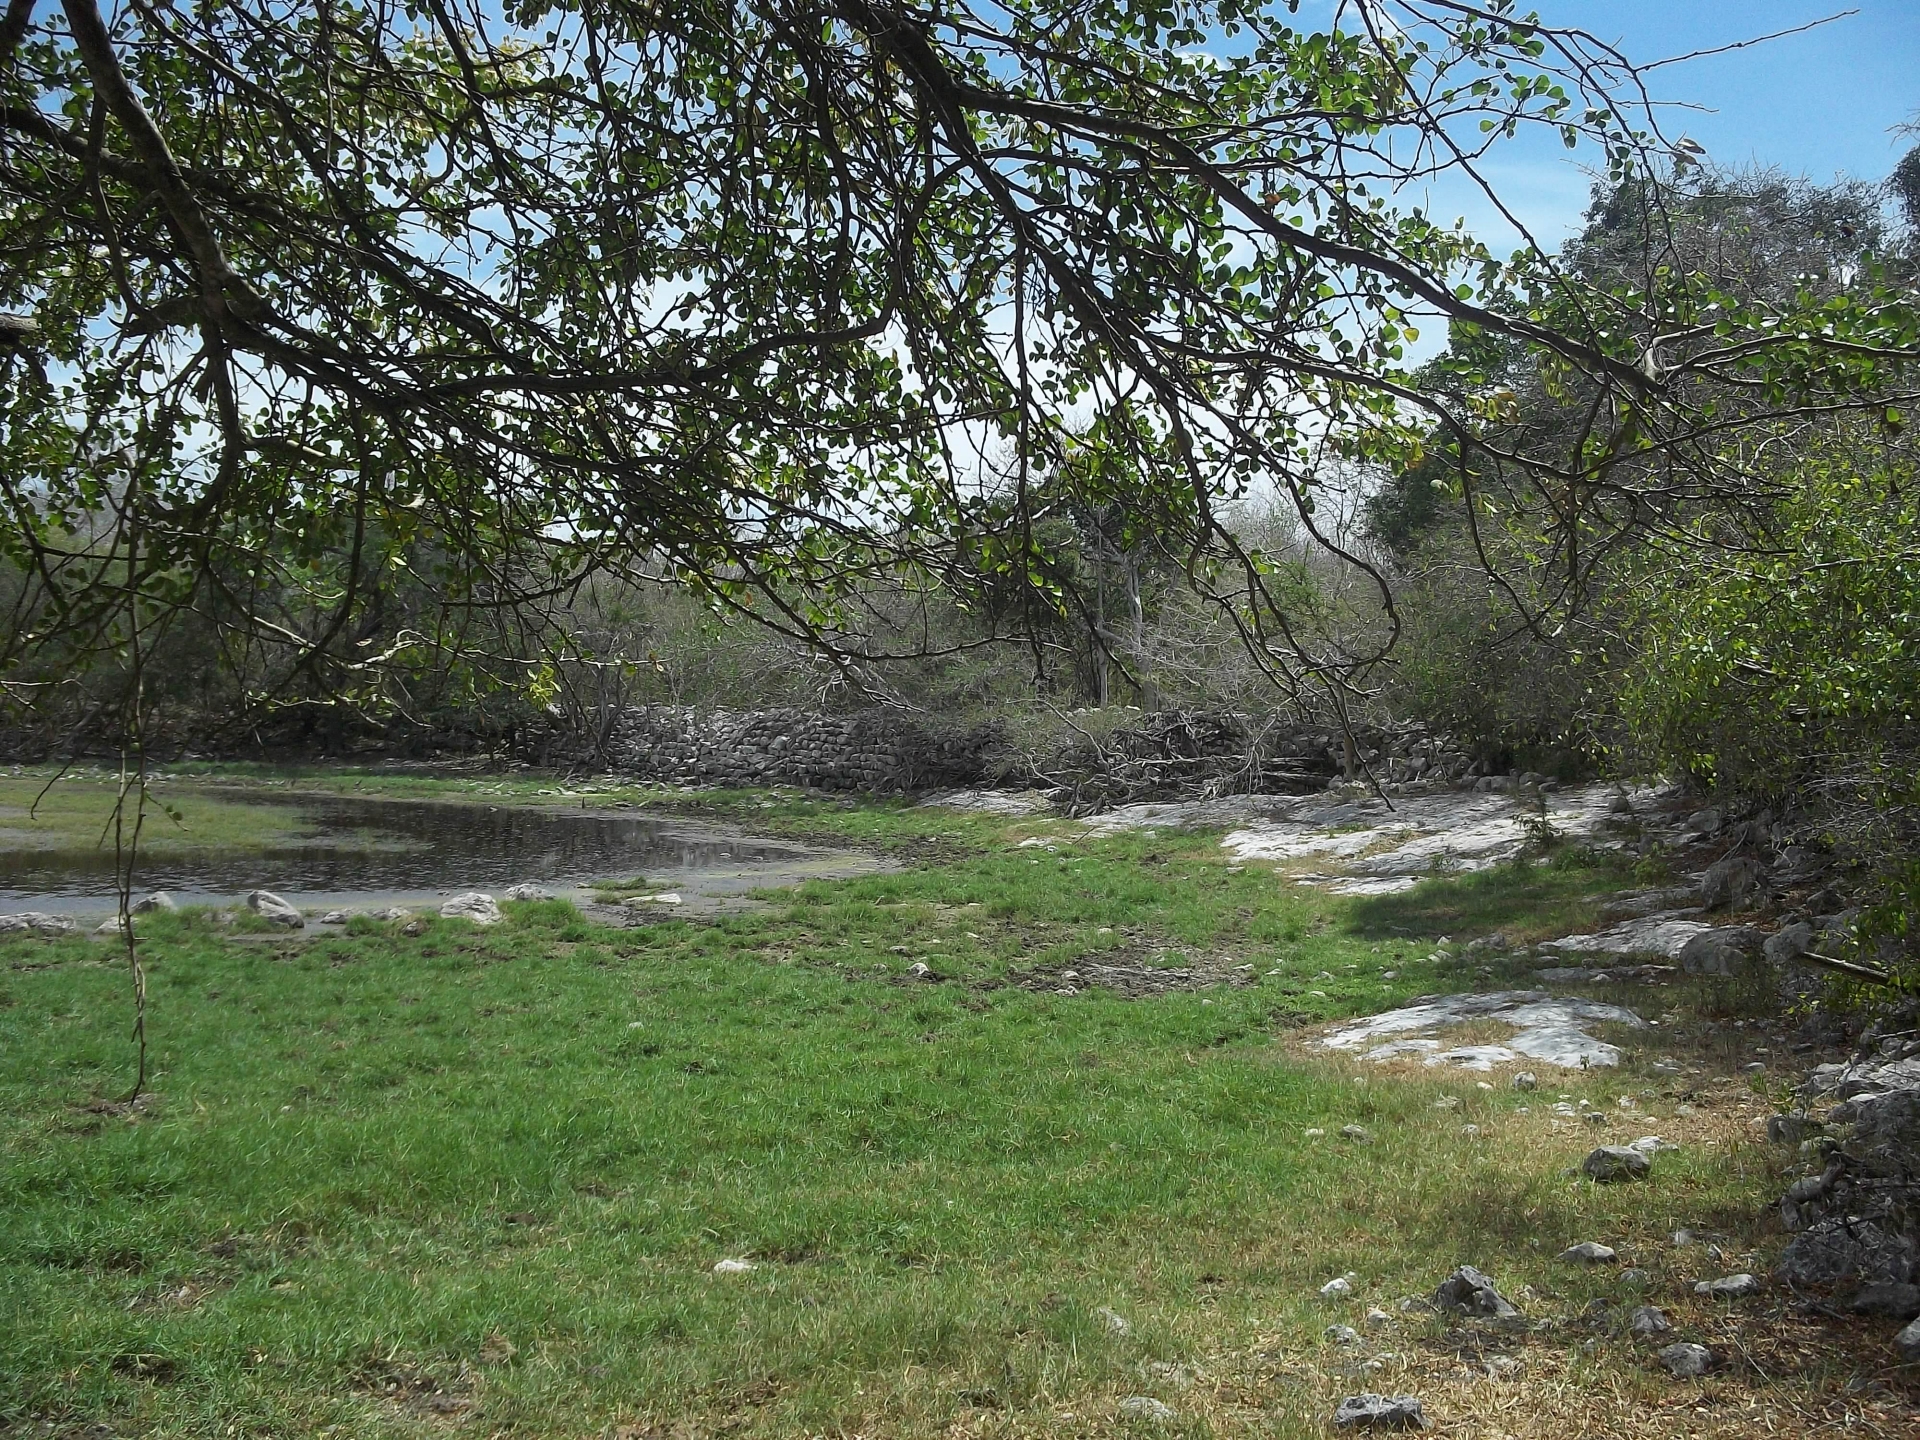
[1035,711,1481,813]
[599,705,995,792]
[566,704,1495,805]
[1769,1044,1920,1356]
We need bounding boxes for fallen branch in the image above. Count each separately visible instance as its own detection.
[1799,950,1895,986]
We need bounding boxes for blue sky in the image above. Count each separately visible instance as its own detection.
[1417,1,1919,249]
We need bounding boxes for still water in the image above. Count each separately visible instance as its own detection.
[0,790,857,915]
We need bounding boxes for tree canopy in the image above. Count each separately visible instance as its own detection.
[2,0,1915,739]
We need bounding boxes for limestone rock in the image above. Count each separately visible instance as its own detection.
[1764,922,1816,965]
[439,892,503,925]
[1694,1274,1760,1300]
[1897,1315,1920,1362]
[1433,1265,1520,1319]
[1097,1306,1132,1336]
[1628,1305,1671,1337]
[129,892,176,914]
[1658,1342,1712,1377]
[503,883,551,902]
[1700,855,1767,911]
[1511,1071,1537,1091]
[1325,1324,1360,1344]
[1582,1146,1651,1183]
[1776,1218,1911,1290]
[1765,1112,1822,1145]
[1331,1393,1426,1430]
[1117,1396,1175,1423]
[0,911,76,936]
[1558,1241,1617,1264]
[1322,990,1645,1071]
[1677,926,1764,976]
[711,1257,757,1275]
[245,889,304,928]
[1847,1283,1920,1320]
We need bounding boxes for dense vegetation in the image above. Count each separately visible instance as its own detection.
[3,3,1915,764]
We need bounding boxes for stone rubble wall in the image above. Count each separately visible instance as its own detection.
[588,704,1487,798]
[600,705,994,792]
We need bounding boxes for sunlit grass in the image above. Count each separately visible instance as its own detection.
[0,780,1838,1437]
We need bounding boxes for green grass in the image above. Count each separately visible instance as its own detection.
[0,782,1810,1437]
[0,773,323,857]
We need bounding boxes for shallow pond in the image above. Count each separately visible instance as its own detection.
[0,789,876,917]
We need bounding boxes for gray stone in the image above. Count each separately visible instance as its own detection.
[1434,1265,1520,1319]
[1511,1071,1537,1091]
[1658,1342,1713,1377]
[1540,917,1711,962]
[1677,927,1764,976]
[1324,1324,1361,1344]
[0,911,76,936]
[1320,1276,1355,1299]
[1117,1396,1175,1423]
[439,892,503,925]
[1096,1306,1132,1337]
[1619,1268,1652,1287]
[1332,1394,1426,1430]
[1340,1124,1374,1144]
[129,892,176,914]
[1700,855,1766,910]
[1776,1219,1912,1289]
[1848,1088,1920,1161]
[1765,1113,1822,1145]
[317,909,352,925]
[1764,921,1816,965]
[1694,1274,1760,1300]
[1558,1241,1617,1264]
[503,883,551,902]
[1582,1146,1652,1183]
[1847,1283,1920,1320]
[1628,1305,1671,1337]
[1897,1315,1920,1362]
[245,889,304,928]
[1681,808,1724,837]
[1321,990,1646,1071]
[623,891,683,907]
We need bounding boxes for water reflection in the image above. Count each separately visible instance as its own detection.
[0,791,809,910]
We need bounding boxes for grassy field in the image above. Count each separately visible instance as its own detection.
[0,770,1899,1437]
